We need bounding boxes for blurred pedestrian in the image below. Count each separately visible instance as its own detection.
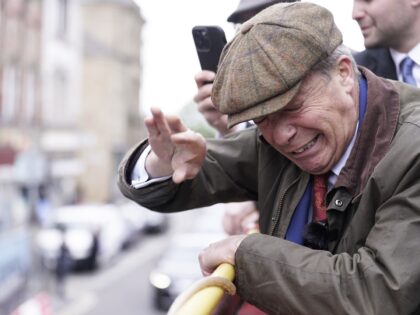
[35,185,53,227]
[353,0,420,86]
[87,229,99,270]
[54,229,72,299]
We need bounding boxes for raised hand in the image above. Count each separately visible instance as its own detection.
[144,107,207,184]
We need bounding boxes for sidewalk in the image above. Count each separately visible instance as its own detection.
[10,226,64,315]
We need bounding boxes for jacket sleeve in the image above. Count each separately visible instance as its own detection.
[117,128,260,212]
[234,121,420,315]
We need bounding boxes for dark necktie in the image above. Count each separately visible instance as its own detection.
[303,174,329,250]
[400,57,417,86]
[312,174,328,222]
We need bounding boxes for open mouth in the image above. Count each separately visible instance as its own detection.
[293,135,319,155]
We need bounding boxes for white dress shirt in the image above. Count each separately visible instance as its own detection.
[390,43,420,87]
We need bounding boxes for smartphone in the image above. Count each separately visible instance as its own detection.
[192,25,227,73]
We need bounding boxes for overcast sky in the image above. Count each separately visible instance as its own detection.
[135,0,364,115]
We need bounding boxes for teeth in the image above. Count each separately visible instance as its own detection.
[294,137,317,154]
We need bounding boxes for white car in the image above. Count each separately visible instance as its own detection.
[36,204,134,270]
[118,202,147,234]
[117,201,169,234]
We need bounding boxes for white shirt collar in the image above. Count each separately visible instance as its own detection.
[389,43,420,86]
[328,121,359,188]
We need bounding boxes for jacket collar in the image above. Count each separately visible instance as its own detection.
[334,67,400,196]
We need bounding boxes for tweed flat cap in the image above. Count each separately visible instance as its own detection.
[212,2,343,127]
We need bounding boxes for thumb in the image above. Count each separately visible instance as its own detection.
[172,168,187,184]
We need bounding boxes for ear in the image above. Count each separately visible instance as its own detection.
[336,55,356,93]
[337,55,354,79]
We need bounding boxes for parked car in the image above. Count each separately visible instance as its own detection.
[117,201,169,234]
[143,209,169,234]
[149,232,226,311]
[118,202,147,235]
[36,204,134,270]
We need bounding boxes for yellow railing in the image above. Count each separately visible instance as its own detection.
[167,262,235,315]
[168,228,259,315]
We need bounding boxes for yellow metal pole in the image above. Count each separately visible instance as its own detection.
[172,263,235,315]
[169,230,258,314]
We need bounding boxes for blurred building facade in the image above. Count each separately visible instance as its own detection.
[80,0,145,202]
[0,1,42,312]
[1,0,144,312]
[0,0,145,208]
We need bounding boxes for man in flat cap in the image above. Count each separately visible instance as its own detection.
[118,2,420,314]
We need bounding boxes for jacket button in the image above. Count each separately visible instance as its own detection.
[335,199,343,207]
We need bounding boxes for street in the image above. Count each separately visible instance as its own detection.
[57,234,167,315]
[47,207,223,315]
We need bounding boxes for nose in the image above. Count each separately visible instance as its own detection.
[270,118,297,147]
[352,1,364,21]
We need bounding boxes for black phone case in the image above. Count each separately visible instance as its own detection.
[192,26,227,73]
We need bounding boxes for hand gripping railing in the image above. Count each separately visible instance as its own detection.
[167,262,236,315]
[167,228,259,315]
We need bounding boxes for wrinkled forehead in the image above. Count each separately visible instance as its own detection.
[255,70,333,119]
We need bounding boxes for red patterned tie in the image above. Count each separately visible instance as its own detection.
[238,302,267,315]
[312,174,328,222]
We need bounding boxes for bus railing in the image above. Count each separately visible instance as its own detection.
[168,228,259,315]
[167,262,235,315]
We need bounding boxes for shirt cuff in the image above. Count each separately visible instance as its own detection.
[131,145,172,189]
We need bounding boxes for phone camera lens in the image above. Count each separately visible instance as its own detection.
[194,28,211,51]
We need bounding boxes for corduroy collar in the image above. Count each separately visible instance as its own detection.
[333,67,400,196]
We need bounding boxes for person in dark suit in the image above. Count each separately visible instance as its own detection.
[353,48,397,80]
[352,0,420,86]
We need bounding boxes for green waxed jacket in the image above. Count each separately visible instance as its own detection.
[118,68,420,314]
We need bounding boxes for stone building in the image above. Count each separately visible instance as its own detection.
[0,0,145,206]
[79,0,145,202]
[0,1,144,311]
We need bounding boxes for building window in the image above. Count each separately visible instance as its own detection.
[52,69,74,125]
[1,66,18,123]
[57,0,68,39]
[22,71,36,124]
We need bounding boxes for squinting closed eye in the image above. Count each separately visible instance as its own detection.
[253,116,267,124]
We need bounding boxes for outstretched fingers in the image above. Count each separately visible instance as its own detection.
[145,107,176,163]
[144,107,207,184]
[149,107,172,137]
[171,130,207,183]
